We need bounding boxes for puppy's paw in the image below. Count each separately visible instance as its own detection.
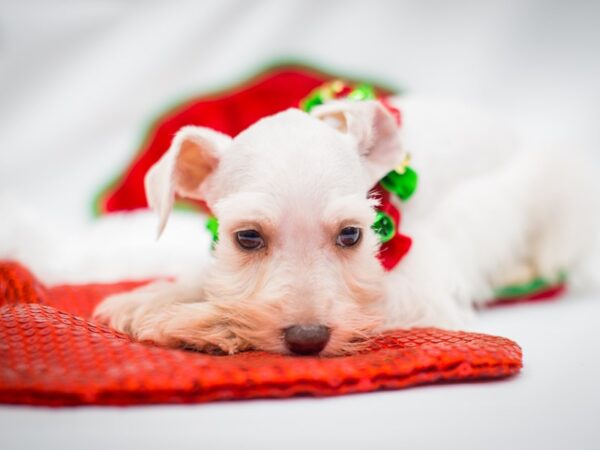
[157,303,254,354]
[93,290,150,335]
[93,283,251,354]
[93,281,180,335]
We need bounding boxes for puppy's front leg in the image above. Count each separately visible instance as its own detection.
[93,281,248,354]
[382,229,476,330]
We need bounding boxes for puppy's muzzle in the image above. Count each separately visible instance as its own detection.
[283,325,331,355]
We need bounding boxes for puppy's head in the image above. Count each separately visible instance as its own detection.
[145,100,405,355]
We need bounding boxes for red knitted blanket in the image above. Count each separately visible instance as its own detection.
[0,261,522,406]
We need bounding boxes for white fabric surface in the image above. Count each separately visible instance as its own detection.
[1,1,599,448]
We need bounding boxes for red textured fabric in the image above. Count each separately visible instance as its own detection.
[0,261,522,407]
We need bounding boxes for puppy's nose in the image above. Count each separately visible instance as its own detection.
[284,325,330,355]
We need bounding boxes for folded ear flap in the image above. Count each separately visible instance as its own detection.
[311,100,404,183]
[144,126,232,237]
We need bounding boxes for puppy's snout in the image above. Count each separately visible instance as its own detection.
[283,325,330,355]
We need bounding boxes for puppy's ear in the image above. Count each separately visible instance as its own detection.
[145,126,232,237]
[311,100,404,183]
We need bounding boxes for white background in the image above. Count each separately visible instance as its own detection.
[1,1,599,448]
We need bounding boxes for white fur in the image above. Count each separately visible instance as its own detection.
[93,96,599,355]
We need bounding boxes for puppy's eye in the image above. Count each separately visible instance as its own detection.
[235,229,265,250]
[336,226,362,248]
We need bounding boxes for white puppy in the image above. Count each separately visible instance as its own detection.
[94,94,597,355]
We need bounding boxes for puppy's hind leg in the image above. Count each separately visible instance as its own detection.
[385,161,534,324]
[474,147,598,299]
[414,153,543,309]
[524,148,599,282]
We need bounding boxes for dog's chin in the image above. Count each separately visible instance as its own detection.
[198,317,381,357]
[319,321,381,356]
[188,331,374,357]
[318,335,371,357]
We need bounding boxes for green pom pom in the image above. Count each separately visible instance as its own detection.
[348,83,376,101]
[380,166,418,200]
[372,210,396,243]
[205,216,219,247]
